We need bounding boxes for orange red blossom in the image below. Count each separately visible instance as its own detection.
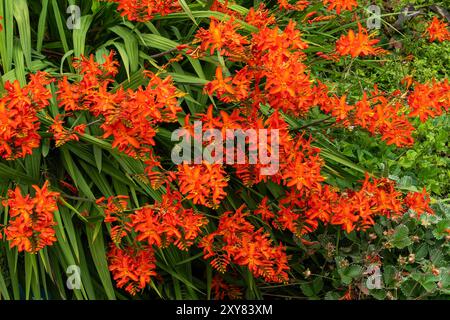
[426,17,450,42]
[2,181,59,253]
[0,3,446,297]
[335,23,388,58]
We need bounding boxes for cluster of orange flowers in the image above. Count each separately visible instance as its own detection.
[329,176,403,233]
[0,1,446,297]
[277,0,357,14]
[171,105,325,207]
[335,23,388,58]
[199,205,290,283]
[99,189,208,294]
[196,19,315,117]
[49,115,87,147]
[0,72,52,160]
[245,4,276,28]
[277,0,310,11]
[57,52,182,172]
[107,0,180,22]
[211,275,243,300]
[175,162,229,208]
[322,0,358,14]
[256,174,433,237]
[316,81,449,147]
[107,244,157,295]
[279,134,324,192]
[96,195,130,244]
[404,188,434,218]
[408,79,450,122]
[1,182,59,253]
[209,0,241,18]
[130,189,208,250]
[186,7,439,280]
[426,17,450,42]
[304,11,336,24]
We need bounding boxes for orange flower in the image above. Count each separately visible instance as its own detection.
[0,72,52,159]
[408,80,449,122]
[211,275,242,300]
[177,162,228,208]
[282,155,324,191]
[339,286,353,300]
[194,17,249,59]
[199,206,290,283]
[49,115,85,147]
[245,4,276,28]
[327,95,354,125]
[3,181,59,253]
[130,188,208,250]
[58,52,182,175]
[108,244,157,295]
[280,135,325,193]
[205,67,236,100]
[317,87,420,147]
[307,15,336,24]
[323,0,358,14]
[205,67,252,103]
[108,0,180,22]
[426,17,450,42]
[330,205,360,233]
[200,18,318,117]
[277,0,310,11]
[272,173,407,237]
[404,188,434,218]
[330,175,404,233]
[254,197,275,221]
[248,21,312,115]
[336,23,387,58]
[305,185,339,224]
[101,51,120,76]
[57,77,82,112]
[97,195,130,244]
[97,195,130,223]
[210,0,241,18]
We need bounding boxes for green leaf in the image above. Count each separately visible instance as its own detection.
[51,0,71,63]
[370,289,387,300]
[312,277,324,293]
[430,248,445,267]
[324,291,340,300]
[178,0,197,26]
[0,0,14,72]
[109,26,139,73]
[400,279,418,297]
[73,15,93,57]
[93,146,103,173]
[411,272,438,292]
[37,0,49,53]
[86,225,116,300]
[13,0,32,68]
[383,265,396,287]
[300,283,315,297]
[392,224,412,249]
[433,219,450,240]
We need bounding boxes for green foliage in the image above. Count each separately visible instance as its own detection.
[0,0,448,300]
[274,203,449,300]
